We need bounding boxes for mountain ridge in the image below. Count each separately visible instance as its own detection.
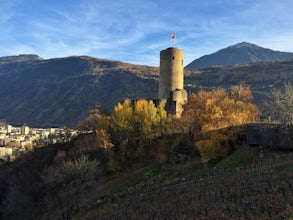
[0,55,159,127]
[1,43,293,127]
[0,54,43,64]
[185,42,293,69]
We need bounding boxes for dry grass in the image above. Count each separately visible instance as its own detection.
[73,152,293,219]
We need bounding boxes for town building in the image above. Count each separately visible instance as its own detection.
[4,124,12,134]
[21,125,30,135]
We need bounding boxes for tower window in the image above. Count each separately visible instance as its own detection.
[172,56,175,60]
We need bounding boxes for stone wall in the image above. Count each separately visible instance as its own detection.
[247,123,293,149]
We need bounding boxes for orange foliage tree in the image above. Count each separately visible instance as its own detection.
[180,83,260,163]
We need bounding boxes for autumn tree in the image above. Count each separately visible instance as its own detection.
[179,92,204,135]
[109,99,168,147]
[77,105,109,131]
[105,99,170,168]
[76,105,113,168]
[132,99,168,139]
[264,82,293,124]
[230,82,254,103]
[180,84,260,163]
[109,99,133,146]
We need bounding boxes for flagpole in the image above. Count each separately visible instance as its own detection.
[173,35,176,47]
[170,32,176,47]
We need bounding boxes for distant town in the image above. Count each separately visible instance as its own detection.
[0,123,78,163]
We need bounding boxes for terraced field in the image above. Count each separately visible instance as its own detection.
[80,153,293,219]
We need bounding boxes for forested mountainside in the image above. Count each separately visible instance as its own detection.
[0,54,293,127]
[0,55,158,127]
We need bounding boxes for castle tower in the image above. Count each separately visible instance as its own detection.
[159,47,184,99]
[159,47,187,117]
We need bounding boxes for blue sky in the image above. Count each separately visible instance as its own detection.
[1,0,293,66]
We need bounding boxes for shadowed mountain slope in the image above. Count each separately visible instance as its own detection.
[0,53,293,127]
[0,55,159,127]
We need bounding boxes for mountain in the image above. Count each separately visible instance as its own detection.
[185,42,293,69]
[0,55,159,127]
[0,54,43,64]
[0,53,293,128]
[185,59,293,105]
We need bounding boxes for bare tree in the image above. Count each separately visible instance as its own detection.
[265,82,293,124]
[40,155,100,220]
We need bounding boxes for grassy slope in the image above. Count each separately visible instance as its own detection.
[73,148,293,219]
[1,140,292,219]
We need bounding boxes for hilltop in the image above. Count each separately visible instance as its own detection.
[0,54,43,64]
[185,42,293,69]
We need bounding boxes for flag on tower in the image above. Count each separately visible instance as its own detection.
[171,33,176,39]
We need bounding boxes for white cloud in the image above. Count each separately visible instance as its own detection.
[1,0,293,66]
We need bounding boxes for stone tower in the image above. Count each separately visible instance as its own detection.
[159,47,187,117]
